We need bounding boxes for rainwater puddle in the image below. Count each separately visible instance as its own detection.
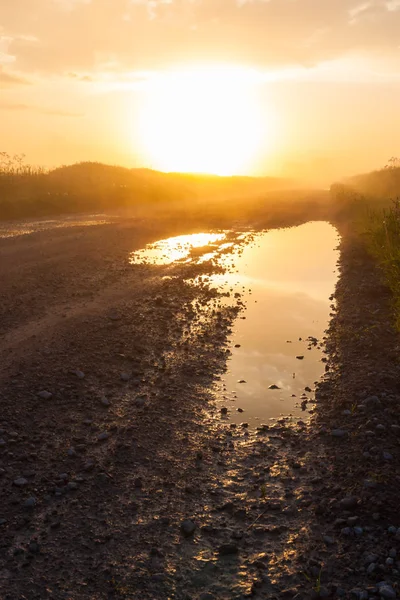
[130,232,227,265]
[214,221,339,426]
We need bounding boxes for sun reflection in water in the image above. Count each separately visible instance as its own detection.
[130,232,226,265]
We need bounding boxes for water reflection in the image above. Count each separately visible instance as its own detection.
[214,222,338,426]
[130,232,226,265]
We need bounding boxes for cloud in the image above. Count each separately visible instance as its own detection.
[0,68,31,86]
[0,0,399,75]
[0,102,83,116]
[67,72,94,81]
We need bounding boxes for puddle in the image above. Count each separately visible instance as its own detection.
[129,232,227,265]
[128,221,338,427]
[212,221,339,426]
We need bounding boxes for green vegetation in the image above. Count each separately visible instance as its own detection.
[331,160,400,330]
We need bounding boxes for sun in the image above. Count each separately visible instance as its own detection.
[137,67,268,175]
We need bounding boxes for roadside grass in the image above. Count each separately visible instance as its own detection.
[331,168,400,331]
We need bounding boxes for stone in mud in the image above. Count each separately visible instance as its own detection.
[23,497,36,509]
[383,452,393,461]
[323,535,335,545]
[377,583,396,599]
[83,460,95,471]
[73,370,85,379]
[332,429,348,438]
[135,397,146,408]
[364,395,381,408]
[269,384,280,390]
[13,478,28,487]
[181,519,196,537]
[218,543,239,556]
[340,496,359,510]
[38,391,52,400]
[108,310,121,321]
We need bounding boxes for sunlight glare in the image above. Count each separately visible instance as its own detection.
[137,67,269,175]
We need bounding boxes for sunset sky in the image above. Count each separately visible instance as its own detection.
[1,0,400,183]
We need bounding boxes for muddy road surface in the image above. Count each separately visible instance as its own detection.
[0,212,399,600]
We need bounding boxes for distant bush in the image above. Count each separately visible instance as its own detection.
[343,159,400,200]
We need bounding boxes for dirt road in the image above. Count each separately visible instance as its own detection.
[0,213,399,600]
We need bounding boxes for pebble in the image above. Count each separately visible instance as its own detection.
[377,584,396,599]
[332,429,348,438]
[67,447,77,457]
[135,397,146,408]
[353,526,363,535]
[100,397,110,407]
[364,395,380,406]
[73,370,85,379]
[98,432,110,442]
[365,554,379,565]
[367,563,376,574]
[0,439,6,447]
[220,407,228,415]
[120,373,130,382]
[38,391,52,400]
[218,543,239,556]
[383,452,393,461]
[181,519,196,537]
[386,558,394,566]
[23,497,36,509]
[388,526,397,535]
[342,409,352,415]
[296,356,304,360]
[0,518,7,525]
[13,478,28,487]
[340,496,359,509]
[269,385,280,390]
[323,535,335,545]
[389,549,397,558]
[376,424,386,431]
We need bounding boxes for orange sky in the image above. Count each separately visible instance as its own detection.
[1,0,400,184]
